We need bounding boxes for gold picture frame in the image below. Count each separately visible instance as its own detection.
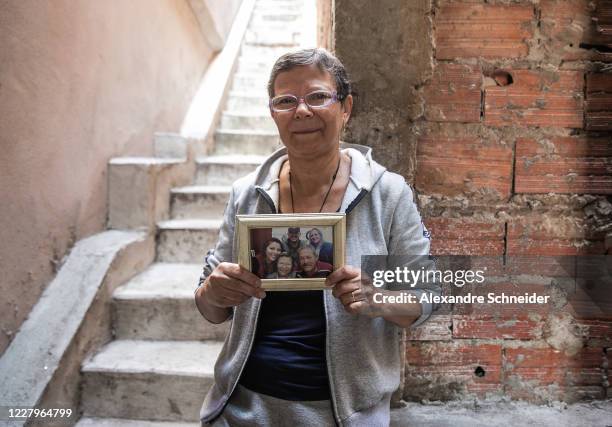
[236,213,346,291]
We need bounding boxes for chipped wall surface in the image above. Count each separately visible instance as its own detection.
[0,0,217,356]
[333,0,612,403]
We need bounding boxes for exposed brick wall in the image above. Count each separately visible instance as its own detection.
[334,0,611,403]
[412,0,612,404]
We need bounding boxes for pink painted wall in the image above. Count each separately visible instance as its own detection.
[0,0,218,355]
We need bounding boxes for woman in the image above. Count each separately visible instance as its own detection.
[266,253,296,279]
[195,48,440,426]
[251,238,284,279]
[306,227,333,265]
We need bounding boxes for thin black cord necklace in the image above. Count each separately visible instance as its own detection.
[289,156,341,213]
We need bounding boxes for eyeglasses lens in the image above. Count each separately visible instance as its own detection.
[272,96,298,111]
[305,91,333,107]
[271,91,335,111]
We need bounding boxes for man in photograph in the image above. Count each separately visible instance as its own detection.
[296,246,332,278]
[281,227,308,270]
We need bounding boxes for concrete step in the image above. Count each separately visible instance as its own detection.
[213,129,281,156]
[240,44,297,59]
[248,21,301,32]
[76,417,198,427]
[81,340,222,422]
[244,30,301,46]
[156,219,222,263]
[240,44,297,58]
[236,57,275,74]
[250,12,301,22]
[112,263,229,341]
[195,155,264,186]
[255,0,303,8]
[170,185,231,220]
[225,92,269,114]
[220,112,276,132]
[231,73,270,92]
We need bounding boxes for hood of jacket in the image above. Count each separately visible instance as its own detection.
[249,142,388,214]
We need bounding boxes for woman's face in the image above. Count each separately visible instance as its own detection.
[265,241,282,262]
[308,230,321,246]
[277,256,293,277]
[271,64,353,159]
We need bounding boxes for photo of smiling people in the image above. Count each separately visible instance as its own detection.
[250,226,334,279]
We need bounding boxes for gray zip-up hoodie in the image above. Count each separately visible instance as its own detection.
[196,143,440,426]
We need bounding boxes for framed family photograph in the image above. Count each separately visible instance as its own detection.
[235,213,346,291]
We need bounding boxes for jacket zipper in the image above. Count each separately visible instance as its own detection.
[255,185,372,426]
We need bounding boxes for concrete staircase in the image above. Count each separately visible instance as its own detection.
[76,1,302,425]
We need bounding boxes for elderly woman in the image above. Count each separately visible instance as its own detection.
[195,48,439,426]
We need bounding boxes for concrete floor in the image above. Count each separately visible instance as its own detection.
[390,399,612,427]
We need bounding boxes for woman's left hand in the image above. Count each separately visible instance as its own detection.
[325,265,379,318]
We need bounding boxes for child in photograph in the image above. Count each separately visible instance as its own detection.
[266,253,296,279]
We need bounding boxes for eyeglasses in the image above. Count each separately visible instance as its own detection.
[269,90,344,112]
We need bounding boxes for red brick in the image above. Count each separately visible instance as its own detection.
[575,320,612,341]
[415,136,513,199]
[506,217,607,256]
[405,341,503,398]
[423,63,482,123]
[492,255,576,278]
[587,74,612,93]
[407,341,502,366]
[515,137,612,194]
[424,218,505,256]
[566,287,612,321]
[484,70,584,128]
[503,346,606,401]
[435,3,534,59]
[452,315,543,340]
[586,73,612,131]
[504,346,602,368]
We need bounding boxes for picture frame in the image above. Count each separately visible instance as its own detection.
[236,213,346,291]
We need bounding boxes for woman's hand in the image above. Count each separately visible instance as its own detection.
[195,262,265,323]
[325,265,379,318]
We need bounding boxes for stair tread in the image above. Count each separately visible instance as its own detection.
[196,154,266,165]
[157,219,222,229]
[171,185,232,194]
[82,340,222,377]
[109,157,184,165]
[113,263,202,300]
[76,417,198,427]
[222,111,272,118]
[215,128,278,136]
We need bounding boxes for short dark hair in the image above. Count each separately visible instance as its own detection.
[277,252,293,263]
[267,48,352,103]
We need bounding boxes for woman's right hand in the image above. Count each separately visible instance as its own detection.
[195,262,265,324]
[201,262,266,308]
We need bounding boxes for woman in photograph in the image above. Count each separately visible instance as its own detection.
[266,253,296,279]
[251,238,284,279]
[306,227,333,265]
[195,48,440,426]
